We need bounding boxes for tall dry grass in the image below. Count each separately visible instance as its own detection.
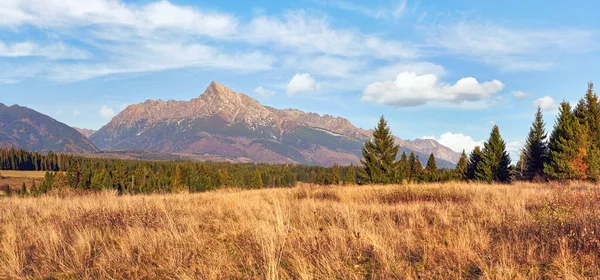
[1,182,600,279]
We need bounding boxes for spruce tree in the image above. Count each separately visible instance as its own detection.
[523,107,549,181]
[545,101,589,180]
[397,152,408,183]
[573,82,600,181]
[476,125,512,183]
[466,146,483,181]
[331,164,342,185]
[425,153,438,182]
[455,150,468,181]
[359,116,400,184]
[250,170,263,189]
[344,165,356,185]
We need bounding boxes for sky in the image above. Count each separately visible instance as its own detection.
[1,0,598,160]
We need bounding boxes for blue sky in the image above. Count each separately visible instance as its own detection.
[1,0,598,159]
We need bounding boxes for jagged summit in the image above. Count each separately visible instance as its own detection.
[90,82,460,166]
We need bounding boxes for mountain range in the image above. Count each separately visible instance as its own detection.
[0,103,98,153]
[89,82,460,167]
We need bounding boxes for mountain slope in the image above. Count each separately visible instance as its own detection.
[91,82,459,167]
[0,104,99,153]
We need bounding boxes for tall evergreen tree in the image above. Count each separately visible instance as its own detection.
[545,101,589,180]
[425,153,438,182]
[476,125,512,183]
[455,150,468,181]
[331,164,342,185]
[359,116,400,184]
[466,146,483,181]
[397,152,408,183]
[344,165,356,185]
[573,82,600,181]
[250,170,263,189]
[523,107,549,181]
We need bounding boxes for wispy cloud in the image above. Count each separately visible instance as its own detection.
[317,0,407,20]
[429,21,596,71]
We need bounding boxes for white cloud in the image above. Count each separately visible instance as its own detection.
[0,41,89,60]
[321,0,407,20]
[427,132,521,162]
[99,106,115,119]
[532,96,558,111]
[73,110,81,116]
[362,72,504,107]
[286,73,318,96]
[426,132,485,154]
[0,0,237,37]
[506,141,523,162]
[254,86,276,97]
[431,21,595,71]
[511,90,530,99]
[244,12,419,59]
[56,110,63,115]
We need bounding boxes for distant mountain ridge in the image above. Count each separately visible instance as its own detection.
[0,103,98,153]
[74,127,97,138]
[91,82,460,167]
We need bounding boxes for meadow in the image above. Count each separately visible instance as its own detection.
[1,182,599,279]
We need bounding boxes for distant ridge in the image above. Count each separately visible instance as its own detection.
[91,82,460,167]
[0,104,98,153]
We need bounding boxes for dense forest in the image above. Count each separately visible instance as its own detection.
[1,81,597,196]
[0,146,458,196]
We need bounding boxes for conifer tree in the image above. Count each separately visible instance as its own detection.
[331,164,342,185]
[466,146,483,181]
[573,82,600,181]
[250,170,263,189]
[359,116,400,184]
[425,153,438,182]
[523,107,549,181]
[476,125,512,183]
[545,101,589,180]
[344,165,356,185]
[397,152,408,183]
[455,150,468,181]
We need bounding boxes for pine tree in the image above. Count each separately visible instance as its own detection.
[331,164,342,185]
[545,101,589,180]
[397,152,408,183]
[359,116,400,184]
[466,146,483,181]
[344,165,356,185]
[476,125,512,183]
[425,153,438,182]
[573,82,600,181]
[523,107,549,181]
[250,170,263,189]
[455,150,468,181]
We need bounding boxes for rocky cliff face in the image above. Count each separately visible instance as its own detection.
[0,104,98,153]
[91,82,460,167]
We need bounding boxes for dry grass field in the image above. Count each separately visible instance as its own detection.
[0,171,46,192]
[1,182,600,279]
[0,171,47,179]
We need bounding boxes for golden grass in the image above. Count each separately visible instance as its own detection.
[0,170,47,178]
[1,182,600,279]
